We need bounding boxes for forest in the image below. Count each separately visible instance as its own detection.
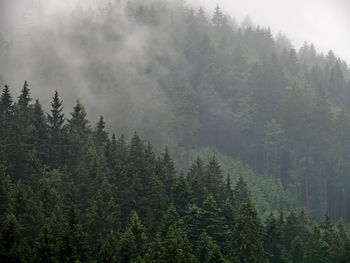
[0,84,349,262]
[1,0,350,262]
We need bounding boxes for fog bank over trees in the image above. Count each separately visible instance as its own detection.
[1,0,350,222]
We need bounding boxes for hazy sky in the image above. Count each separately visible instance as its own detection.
[190,0,350,62]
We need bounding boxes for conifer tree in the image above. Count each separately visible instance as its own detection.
[212,4,223,26]
[0,214,24,262]
[185,204,204,244]
[32,99,49,163]
[0,84,13,119]
[47,91,65,167]
[233,176,250,213]
[34,223,58,263]
[160,224,195,263]
[205,156,224,199]
[159,204,181,238]
[201,194,228,247]
[59,206,89,263]
[208,245,226,263]
[66,100,91,172]
[230,198,267,263]
[119,211,148,262]
[94,115,109,148]
[48,91,64,137]
[264,213,288,263]
[196,231,215,263]
[97,239,116,263]
[187,157,206,205]
[173,173,192,216]
[159,146,177,196]
[17,81,31,113]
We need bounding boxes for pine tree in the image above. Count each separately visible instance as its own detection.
[159,204,181,238]
[94,116,109,148]
[230,198,267,263]
[66,100,91,172]
[159,146,177,197]
[59,206,89,263]
[0,214,25,262]
[184,204,204,244]
[196,231,215,263]
[187,157,207,205]
[32,99,49,163]
[205,156,224,200]
[208,245,226,263]
[201,194,228,247]
[233,176,250,213]
[47,91,65,167]
[118,211,148,262]
[17,81,31,113]
[264,213,288,263]
[67,100,90,137]
[173,173,192,216]
[160,224,195,263]
[212,4,223,26]
[9,81,33,180]
[0,84,13,119]
[97,239,116,263]
[48,91,64,137]
[34,223,58,263]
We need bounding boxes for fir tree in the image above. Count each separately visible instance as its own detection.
[230,198,267,263]
[94,115,109,148]
[0,84,13,118]
[59,206,89,263]
[34,223,58,263]
[47,91,65,167]
[208,245,226,263]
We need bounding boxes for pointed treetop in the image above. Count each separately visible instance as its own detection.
[18,80,32,109]
[48,90,64,132]
[94,115,109,147]
[68,100,90,133]
[212,3,223,26]
[0,84,13,114]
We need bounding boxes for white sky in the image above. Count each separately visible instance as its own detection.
[189,0,350,62]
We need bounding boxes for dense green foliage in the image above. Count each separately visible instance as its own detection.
[1,1,350,221]
[0,84,349,262]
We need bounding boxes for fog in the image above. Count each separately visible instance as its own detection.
[0,0,349,148]
[189,0,350,63]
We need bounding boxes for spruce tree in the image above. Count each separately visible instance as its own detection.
[160,224,195,263]
[97,239,116,263]
[201,194,228,247]
[47,91,65,167]
[34,223,58,263]
[94,115,109,148]
[212,4,223,26]
[196,231,215,263]
[208,245,226,263]
[0,84,13,119]
[32,99,49,163]
[59,206,89,263]
[230,198,267,263]
[0,214,24,262]
[233,176,250,213]
[205,157,224,198]
[118,211,148,262]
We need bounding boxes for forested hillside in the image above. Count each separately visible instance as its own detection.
[1,1,350,260]
[1,0,349,221]
[0,85,350,262]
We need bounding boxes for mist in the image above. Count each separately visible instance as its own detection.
[0,0,183,148]
[0,0,349,150]
[189,0,350,63]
